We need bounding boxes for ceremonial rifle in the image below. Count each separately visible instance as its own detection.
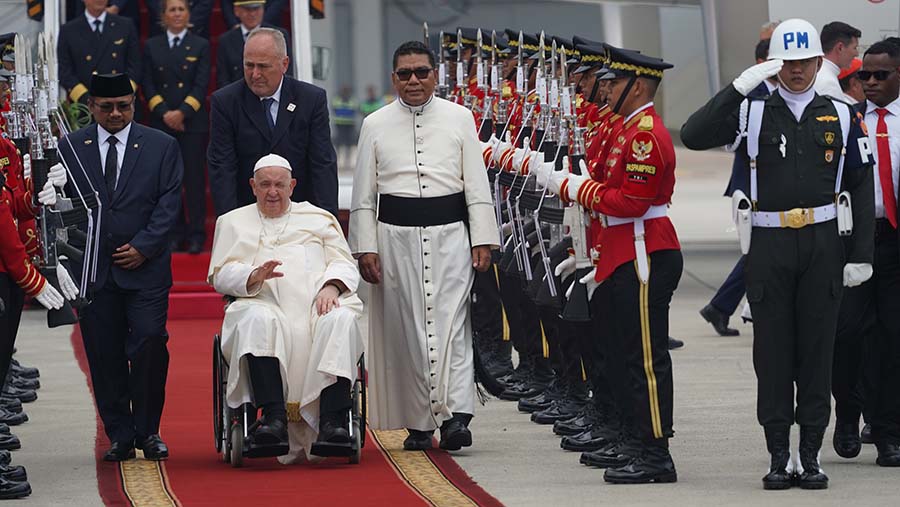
[437,31,450,99]
[560,125,592,322]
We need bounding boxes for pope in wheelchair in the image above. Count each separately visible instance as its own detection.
[207,154,364,464]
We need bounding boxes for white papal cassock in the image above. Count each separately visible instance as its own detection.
[349,95,499,432]
[208,202,364,463]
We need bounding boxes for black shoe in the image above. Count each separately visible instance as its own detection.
[0,433,20,451]
[0,398,21,414]
[517,379,564,413]
[700,304,740,336]
[103,441,136,461]
[403,429,433,451]
[0,408,26,426]
[532,398,585,425]
[0,464,26,482]
[0,386,35,404]
[875,442,900,467]
[187,239,204,255]
[8,360,38,380]
[138,435,169,461]
[833,420,861,459]
[0,451,9,467]
[554,411,592,436]
[5,375,39,391]
[0,424,9,435]
[317,412,350,445]
[798,426,828,490]
[603,442,677,484]
[667,337,684,350]
[581,436,641,468]
[762,426,792,490]
[0,476,30,499]
[500,379,549,401]
[561,425,616,452]
[250,417,288,447]
[861,423,874,444]
[439,420,472,451]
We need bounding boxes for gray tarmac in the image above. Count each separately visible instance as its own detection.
[8,147,898,506]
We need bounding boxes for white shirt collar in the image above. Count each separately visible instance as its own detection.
[624,101,654,124]
[866,97,900,117]
[398,94,434,114]
[241,24,255,38]
[167,29,188,46]
[85,10,107,27]
[764,80,778,93]
[97,122,132,148]
[259,77,284,103]
[822,58,841,78]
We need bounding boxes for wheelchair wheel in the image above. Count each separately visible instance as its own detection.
[230,422,244,468]
[213,335,223,453]
[222,407,233,464]
[359,353,367,449]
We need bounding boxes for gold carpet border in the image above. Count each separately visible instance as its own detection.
[119,449,180,507]
[372,429,478,507]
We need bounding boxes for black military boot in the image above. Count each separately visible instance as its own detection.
[517,377,563,413]
[798,426,828,490]
[603,438,677,484]
[762,426,792,490]
[489,339,514,378]
[501,356,552,401]
[832,419,861,459]
[580,430,641,469]
[532,381,589,424]
[0,476,30,500]
[561,418,618,452]
[860,423,874,444]
[553,404,594,436]
[875,441,900,467]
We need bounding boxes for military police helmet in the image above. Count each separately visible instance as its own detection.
[768,19,824,61]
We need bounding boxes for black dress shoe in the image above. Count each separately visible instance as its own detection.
[0,433,20,451]
[0,424,9,435]
[138,435,169,461]
[103,441,136,462]
[581,437,641,468]
[604,443,677,484]
[439,420,472,451]
[0,450,9,467]
[517,386,561,413]
[833,420,861,459]
[8,360,38,380]
[0,465,26,482]
[861,423,874,444]
[876,442,900,467]
[0,408,26,426]
[0,476,30,500]
[667,337,684,350]
[0,398,21,414]
[532,398,584,425]
[0,386,35,404]
[699,304,740,336]
[5,375,39,391]
[187,240,204,255]
[499,379,549,401]
[561,424,617,452]
[403,429,433,451]
[318,417,350,444]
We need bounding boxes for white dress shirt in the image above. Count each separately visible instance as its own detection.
[84,10,107,33]
[98,123,132,184]
[815,58,857,104]
[167,29,188,48]
[259,78,283,127]
[865,98,900,219]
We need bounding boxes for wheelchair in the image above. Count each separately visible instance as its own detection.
[212,333,366,467]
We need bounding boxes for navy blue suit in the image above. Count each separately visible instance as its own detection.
[710,82,773,317]
[60,122,183,445]
[207,76,338,216]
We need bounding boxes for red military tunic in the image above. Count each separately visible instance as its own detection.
[1,183,46,297]
[0,137,39,258]
[560,104,680,282]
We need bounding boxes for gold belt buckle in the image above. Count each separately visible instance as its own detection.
[780,208,811,229]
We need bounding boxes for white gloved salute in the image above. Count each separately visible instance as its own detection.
[56,257,80,300]
[732,59,783,96]
[35,282,64,310]
[842,263,873,288]
[48,162,68,188]
[37,180,57,206]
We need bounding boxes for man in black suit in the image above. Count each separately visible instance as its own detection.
[60,74,183,462]
[208,27,337,216]
[57,0,141,104]
[215,0,293,89]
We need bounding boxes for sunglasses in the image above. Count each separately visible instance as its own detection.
[395,67,433,81]
[94,100,134,113]
[857,70,896,81]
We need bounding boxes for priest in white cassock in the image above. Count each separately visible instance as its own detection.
[349,41,499,452]
[208,153,364,464]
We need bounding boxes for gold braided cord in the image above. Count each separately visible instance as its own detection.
[608,61,664,78]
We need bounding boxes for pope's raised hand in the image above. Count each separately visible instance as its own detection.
[247,259,283,293]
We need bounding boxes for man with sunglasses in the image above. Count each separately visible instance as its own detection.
[58,73,183,463]
[831,40,900,468]
[350,41,498,452]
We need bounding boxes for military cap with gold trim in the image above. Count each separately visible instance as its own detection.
[233,0,265,7]
[574,43,605,74]
[602,44,672,81]
[505,29,540,57]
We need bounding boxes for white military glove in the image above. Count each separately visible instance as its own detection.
[493,132,513,165]
[565,267,599,300]
[565,172,591,202]
[530,156,554,187]
[22,154,31,180]
[843,263,873,288]
[554,255,576,279]
[48,162,68,188]
[501,221,513,236]
[511,146,531,174]
[37,180,57,206]
[35,282,64,310]
[56,259,79,300]
[732,59,783,96]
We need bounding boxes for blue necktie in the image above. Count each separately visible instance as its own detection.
[262,98,276,132]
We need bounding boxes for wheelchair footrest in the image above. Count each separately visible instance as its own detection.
[310,441,355,458]
[244,439,290,459]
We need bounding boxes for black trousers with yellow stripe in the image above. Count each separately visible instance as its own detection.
[606,249,682,440]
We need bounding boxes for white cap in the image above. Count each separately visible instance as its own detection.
[768,19,824,61]
[253,153,292,173]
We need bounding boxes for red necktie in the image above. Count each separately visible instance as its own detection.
[876,108,897,228]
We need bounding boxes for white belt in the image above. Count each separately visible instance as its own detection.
[751,204,836,229]
[604,205,668,285]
